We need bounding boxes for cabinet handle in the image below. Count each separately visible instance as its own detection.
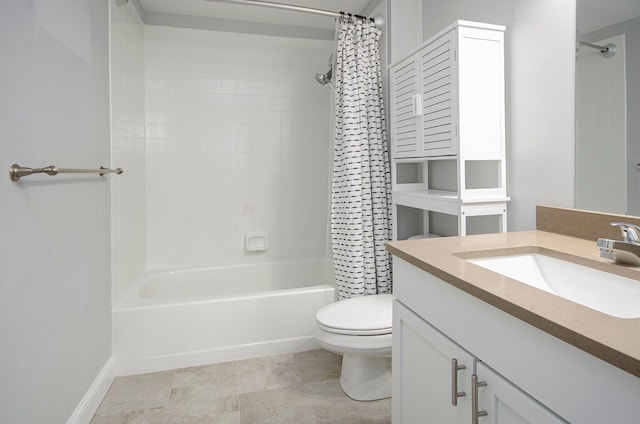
[451,358,466,406]
[471,374,488,424]
[412,93,423,117]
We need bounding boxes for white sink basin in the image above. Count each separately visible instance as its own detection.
[469,253,640,319]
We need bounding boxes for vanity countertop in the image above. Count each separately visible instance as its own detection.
[387,230,640,378]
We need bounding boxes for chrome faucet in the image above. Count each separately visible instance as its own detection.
[597,222,640,266]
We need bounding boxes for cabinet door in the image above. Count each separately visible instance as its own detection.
[420,30,457,155]
[390,55,421,158]
[393,301,474,424]
[475,362,567,424]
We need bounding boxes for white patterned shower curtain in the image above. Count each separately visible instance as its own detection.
[331,14,392,300]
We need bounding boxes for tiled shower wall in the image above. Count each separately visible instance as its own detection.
[144,26,334,270]
[111,1,146,304]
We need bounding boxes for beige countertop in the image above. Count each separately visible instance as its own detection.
[387,230,640,379]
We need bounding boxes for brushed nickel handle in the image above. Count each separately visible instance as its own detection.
[471,374,488,424]
[451,358,466,406]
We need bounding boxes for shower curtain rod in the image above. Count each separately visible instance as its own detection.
[205,0,383,28]
[578,40,617,58]
[579,41,611,53]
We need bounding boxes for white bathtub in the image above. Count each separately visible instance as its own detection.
[113,260,336,375]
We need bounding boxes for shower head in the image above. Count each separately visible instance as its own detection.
[314,61,333,87]
[315,73,328,85]
[315,53,334,87]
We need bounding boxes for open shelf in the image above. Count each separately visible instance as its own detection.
[394,204,506,240]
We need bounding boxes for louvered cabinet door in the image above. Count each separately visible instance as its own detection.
[390,56,421,158]
[420,30,457,155]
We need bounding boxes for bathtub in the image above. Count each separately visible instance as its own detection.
[112,260,336,375]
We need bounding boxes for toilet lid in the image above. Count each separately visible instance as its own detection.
[316,294,394,335]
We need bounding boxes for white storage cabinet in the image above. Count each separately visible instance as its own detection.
[389,21,509,238]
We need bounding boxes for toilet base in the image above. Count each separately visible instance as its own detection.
[339,353,391,401]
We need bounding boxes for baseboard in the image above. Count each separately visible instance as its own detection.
[115,336,321,376]
[66,357,116,424]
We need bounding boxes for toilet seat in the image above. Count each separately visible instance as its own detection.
[317,322,391,336]
[316,294,394,336]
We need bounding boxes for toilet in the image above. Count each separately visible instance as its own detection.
[315,293,394,401]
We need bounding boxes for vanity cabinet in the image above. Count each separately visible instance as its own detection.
[389,21,509,239]
[393,301,566,424]
[391,256,640,424]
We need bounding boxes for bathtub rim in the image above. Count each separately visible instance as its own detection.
[114,258,336,310]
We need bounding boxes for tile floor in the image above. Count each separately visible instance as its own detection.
[91,350,391,424]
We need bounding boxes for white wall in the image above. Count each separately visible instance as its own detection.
[144,26,333,270]
[404,0,577,231]
[389,0,422,63]
[111,1,147,304]
[0,0,112,422]
[507,0,576,230]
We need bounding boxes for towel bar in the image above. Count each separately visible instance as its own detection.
[9,163,124,181]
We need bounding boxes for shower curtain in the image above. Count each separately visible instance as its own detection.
[331,14,392,300]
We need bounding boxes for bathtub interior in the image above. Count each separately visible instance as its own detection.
[115,259,335,308]
[140,259,333,302]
